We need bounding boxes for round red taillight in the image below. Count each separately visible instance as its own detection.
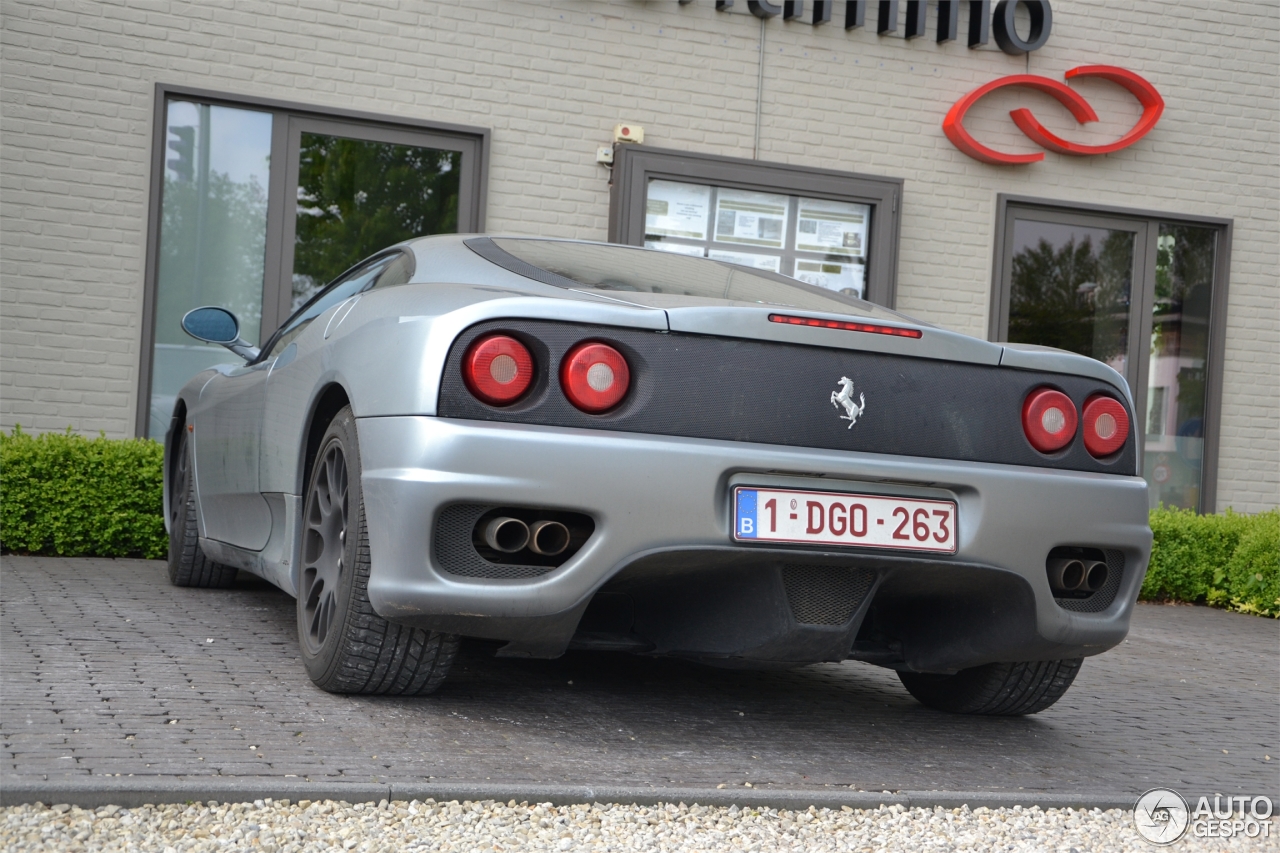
[560,341,630,413]
[462,334,534,406]
[1021,387,1078,453]
[1082,394,1130,458]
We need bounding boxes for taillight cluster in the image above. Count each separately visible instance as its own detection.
[462,334,631,414]
[1021,386,1130,459]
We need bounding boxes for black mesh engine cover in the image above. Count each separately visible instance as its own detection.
[436,319,1137,475]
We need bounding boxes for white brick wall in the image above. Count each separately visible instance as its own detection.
[2,0,1276,511]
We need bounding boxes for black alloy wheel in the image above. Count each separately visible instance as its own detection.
[300,441,348,657]
[296,406,460,695]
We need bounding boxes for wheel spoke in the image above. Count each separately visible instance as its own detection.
[300,440,349,656]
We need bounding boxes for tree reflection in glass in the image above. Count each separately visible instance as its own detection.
[150,101,272,438]
[1007,220,1135,379]
[1145,224,1215,511]
[292,134,461,310]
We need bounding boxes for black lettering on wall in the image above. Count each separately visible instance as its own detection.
[905,0,927,39]
[937,0,959,43]
[968,0,991,46]
[877,0,898,34]
[748,0,783,18]
[845,0,867,29]
[992,0,1052,54]
[702,0,1050,54]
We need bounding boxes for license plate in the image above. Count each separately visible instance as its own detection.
[732,486,957,554]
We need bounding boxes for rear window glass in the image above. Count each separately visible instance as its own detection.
[475,237,907,321]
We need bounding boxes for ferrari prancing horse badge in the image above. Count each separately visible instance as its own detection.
[830,376,866,429]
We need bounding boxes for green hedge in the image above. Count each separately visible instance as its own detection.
[0,426,167,559]
[2,428,1277,615]
[1141,506,1280,617]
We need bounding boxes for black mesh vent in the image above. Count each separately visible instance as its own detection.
[781,566,877,626]
[1055,549,1124,613]
[433,504,556,580]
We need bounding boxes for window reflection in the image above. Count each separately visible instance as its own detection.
[149,101,272,438]
[643,179,872,299]
[1144,224,1216,511]
[1007,220,1135,380]
[292,134,461,309]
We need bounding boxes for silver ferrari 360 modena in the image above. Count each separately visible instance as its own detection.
[165,235,1151,715]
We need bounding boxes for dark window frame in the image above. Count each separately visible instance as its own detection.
[990,194,1233,513]
[138,83,490,437]
[607,144,903,308]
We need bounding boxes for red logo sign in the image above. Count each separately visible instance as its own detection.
[943,65,1164,165]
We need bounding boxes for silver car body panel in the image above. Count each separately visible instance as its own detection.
[356,417,1150,659]
[166,234,1151,671]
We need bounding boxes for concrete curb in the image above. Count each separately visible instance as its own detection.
[0,780,1137,812]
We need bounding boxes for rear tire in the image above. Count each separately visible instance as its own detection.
[897,658,1082,716]
[167,427,239,589]
[297,406,459,695]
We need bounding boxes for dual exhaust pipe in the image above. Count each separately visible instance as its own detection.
[1047,556,1109,594]
[483,516,572,557]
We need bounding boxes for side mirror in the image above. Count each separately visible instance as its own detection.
[181,307,260,361]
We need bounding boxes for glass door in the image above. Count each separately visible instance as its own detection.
[999,210,1148,393]
[993,202,1228,512]
[143,91,487,440]
[272,117,480,327]
[148,100,272,438]
[1144,224,1218,510]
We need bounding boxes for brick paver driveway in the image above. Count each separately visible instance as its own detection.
[3,555,1276,804]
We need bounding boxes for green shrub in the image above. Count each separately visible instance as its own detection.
[0,426,167,559]
[1142,505,1279,618]
[1222,512,1280,617]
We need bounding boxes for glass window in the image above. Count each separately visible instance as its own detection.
[642,179,873,300]
[993,201,1228,512]
[142,89,486,440]
[485,238,907,321]
[1144,224,1217,511]
[291,133,461,310]
[148,101,272,438]
[1006,218,1135,380]
[609,147,900,307]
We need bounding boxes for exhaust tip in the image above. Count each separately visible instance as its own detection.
[1084,560,1109,592]
[484,517,530,553]
[529,520,571,556]
[1047,557,1086,593]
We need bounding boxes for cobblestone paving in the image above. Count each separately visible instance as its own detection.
[3,556,1276,801]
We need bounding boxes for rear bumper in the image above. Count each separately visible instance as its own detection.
[357,416,1152,670]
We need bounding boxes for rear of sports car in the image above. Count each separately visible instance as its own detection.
[357,236,1152,715]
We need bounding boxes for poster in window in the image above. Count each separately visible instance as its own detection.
[794,259,865,298]
[645,240,705,257]
[795,198,870,258]
[713,189,789,249]
[645,180,712,241]
[708,249,782,273]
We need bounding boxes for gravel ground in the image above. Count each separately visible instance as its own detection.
[2,799,1276,852]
